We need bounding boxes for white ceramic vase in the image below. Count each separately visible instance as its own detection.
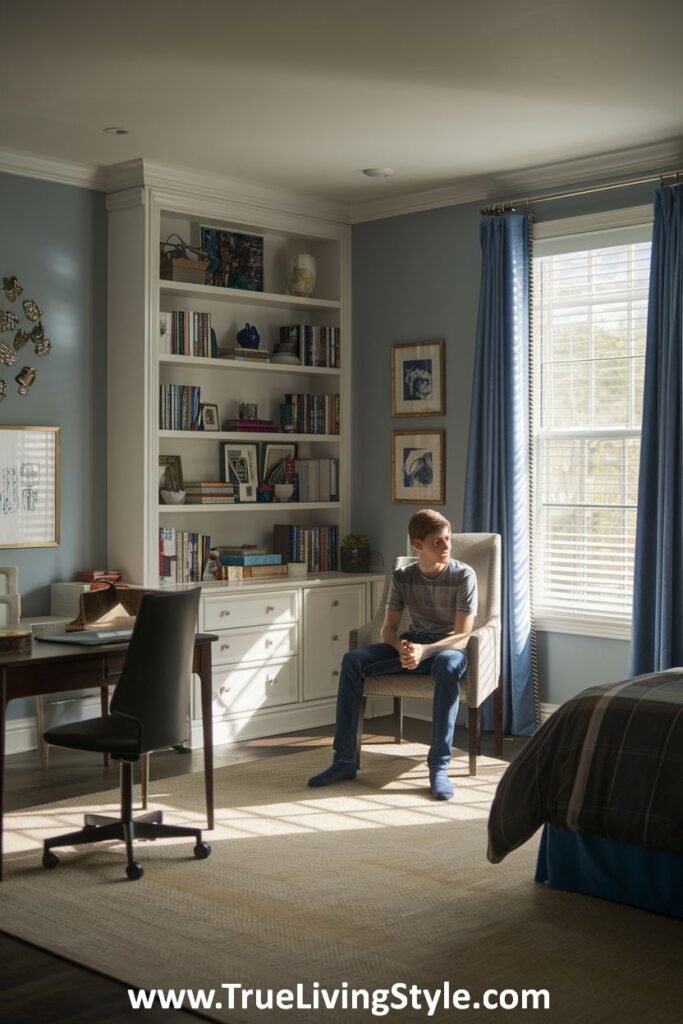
[290,254,316,297]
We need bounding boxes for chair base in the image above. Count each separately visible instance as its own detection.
[41,760,210,879]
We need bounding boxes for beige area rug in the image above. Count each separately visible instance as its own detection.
[1,744,679,1024]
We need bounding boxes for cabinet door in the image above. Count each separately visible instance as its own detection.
[303,584,366,700]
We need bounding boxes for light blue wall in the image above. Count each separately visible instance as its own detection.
[351,178,656,706]
[0,171,108,719]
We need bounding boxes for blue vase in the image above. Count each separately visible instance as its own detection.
[236,323,260,350]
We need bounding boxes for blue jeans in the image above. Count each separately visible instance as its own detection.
[332,643,467,770]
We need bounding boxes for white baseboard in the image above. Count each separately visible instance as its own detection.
[5,696,103,756]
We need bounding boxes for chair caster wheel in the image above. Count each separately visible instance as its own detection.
[194,841,211,860]
[126,862,144,881]
[42,850,59,869]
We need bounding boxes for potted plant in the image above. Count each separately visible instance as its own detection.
[340,533,371,573]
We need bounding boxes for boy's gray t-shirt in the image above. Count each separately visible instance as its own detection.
[386,559,477,639]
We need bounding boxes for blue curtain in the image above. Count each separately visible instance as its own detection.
[463,213,536,736]
[631,185,683,675]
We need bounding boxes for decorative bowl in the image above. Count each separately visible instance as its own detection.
[274,483,294,501]
[160,489,186,505]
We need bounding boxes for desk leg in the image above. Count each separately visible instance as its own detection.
[198,642,214,830]
[1,672,6,881]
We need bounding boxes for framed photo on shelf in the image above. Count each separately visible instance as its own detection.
[261,443,296,484]
[392,430,444,504]
[201,224,264,292]
[201,403,220,431]
[391,339,445,417]
[221,442,259,502]
[159,454,184,493]
[0,426,60,548]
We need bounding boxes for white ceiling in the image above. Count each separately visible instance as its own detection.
[4,0,683,207]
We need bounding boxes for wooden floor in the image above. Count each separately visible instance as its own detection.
[1,718,522,1023]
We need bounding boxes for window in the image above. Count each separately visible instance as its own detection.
[533,212,652,638]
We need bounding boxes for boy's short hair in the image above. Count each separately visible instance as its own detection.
[408,509,451,542]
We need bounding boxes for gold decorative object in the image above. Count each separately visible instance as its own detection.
[13,329,30,350]
[22,299,43,322]
[3,276,22,302]
[15,366,37,395]
[0,310,19,332]
[34,336,52,357]
[0,629,32,653]
[0,380,6,401]
[0,341,16,366]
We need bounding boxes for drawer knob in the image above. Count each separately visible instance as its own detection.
[219,686,230,695]
[265,605,275,613]
[332,634,339,641]
[220,610,230,617]
[266,677,276,686]
[332,670,339,677]
[220,643,230,651]
[332,600,339,607]
[265,639,273,648]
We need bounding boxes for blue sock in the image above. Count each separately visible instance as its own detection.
[308,761,357,787]
[429,767,454,801]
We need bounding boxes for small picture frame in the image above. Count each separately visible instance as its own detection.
[392,339,445,417]
[201,403,220,431]
[159,454,184,493]
[0,426,60,548]
[261,443,296,485]
[392,430,445,504]
[221,443,259,502]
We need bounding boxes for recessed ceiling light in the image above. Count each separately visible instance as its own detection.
[103,127,129,135]
[362,167,395,178]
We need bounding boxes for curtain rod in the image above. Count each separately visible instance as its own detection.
[480,167,683,215]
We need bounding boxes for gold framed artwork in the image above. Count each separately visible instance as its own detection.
[0,426,60,548]
[392,430,444,504]
[391,339,445,417]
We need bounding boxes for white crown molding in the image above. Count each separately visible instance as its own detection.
[104,158,351,226]
[0,146,104,190]
[350,136,683,223]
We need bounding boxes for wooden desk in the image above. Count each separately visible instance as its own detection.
[0,632,217,880]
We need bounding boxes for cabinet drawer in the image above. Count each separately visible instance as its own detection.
[203,590,297,631]
[212,658,298,714]
[303,584,367,701]
[212,624,297,666]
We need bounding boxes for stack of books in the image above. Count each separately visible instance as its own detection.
[215,550,286,581]
[221,347,271,363]
[168,311,214,357]
[221,418,276,433]
[159,384,201,430]
[184,481,235,504]
[75,569,123,584]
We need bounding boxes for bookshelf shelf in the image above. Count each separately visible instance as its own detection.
[159,353,340,376]
[158,502,341,514]
[160,280,340,311]
[159,430,340,443]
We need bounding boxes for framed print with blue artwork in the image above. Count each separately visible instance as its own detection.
[391,339,444,417]
[392,430,444,504]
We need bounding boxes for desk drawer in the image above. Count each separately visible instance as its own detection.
[212,658,297,714]
[212,624,297,666]
[203,591,297,631]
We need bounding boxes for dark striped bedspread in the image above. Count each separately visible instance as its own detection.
[487,670,683,863]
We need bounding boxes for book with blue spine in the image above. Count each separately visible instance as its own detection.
[218,553,283,566]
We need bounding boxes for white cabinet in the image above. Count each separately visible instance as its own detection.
[303,583,367,701]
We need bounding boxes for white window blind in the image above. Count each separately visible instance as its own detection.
[533,219,652,638]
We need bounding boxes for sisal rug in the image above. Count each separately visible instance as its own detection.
[0,744,679,1024]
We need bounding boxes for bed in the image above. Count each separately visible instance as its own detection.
[487,669,683,918]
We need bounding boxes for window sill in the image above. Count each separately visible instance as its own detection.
[534,610,631,641]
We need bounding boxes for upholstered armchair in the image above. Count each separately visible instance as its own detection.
[352,533,502,776]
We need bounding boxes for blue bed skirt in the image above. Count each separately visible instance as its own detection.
[535,825,683,919]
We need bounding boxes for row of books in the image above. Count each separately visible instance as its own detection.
[184,481,236,504]
[282,393,340,435]
[75,569,123,583]
[273,524,338,572]
[159,385,202,431]
[167,311,216,357]
[159,527,211,584]
[279,325,340,368]
[288,458,339,502]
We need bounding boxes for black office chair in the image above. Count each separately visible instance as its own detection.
[41,588,211,880]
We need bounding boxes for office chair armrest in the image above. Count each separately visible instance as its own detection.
[465,622,501,705]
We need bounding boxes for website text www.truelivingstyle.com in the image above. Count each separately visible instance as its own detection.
[128,981,550,1015]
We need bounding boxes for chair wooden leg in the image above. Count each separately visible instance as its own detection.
[140,753,149,809]
[34,696,49,771]
[393,697,403,744]
[467,706,479,776]
[100,685,110,768]
[356,696,368,768]
[493,684,503,756]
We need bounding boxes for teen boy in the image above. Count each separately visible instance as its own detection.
[308,509,476,800]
